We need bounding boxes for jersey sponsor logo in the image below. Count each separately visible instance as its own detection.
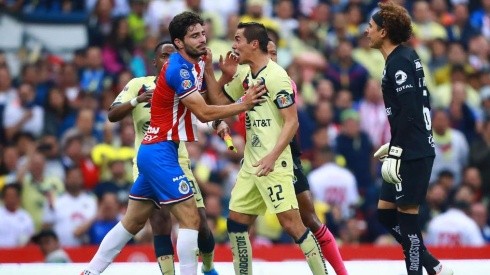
[235,235,249,273]
[385,107,392,116]
[251,119,271,128]
[181,79,192,90]
[146,126,160,134]
[251,134,261,147]
[143,134,157,142]
[428,134,435,147]
[274,90,294,109]
[172,174,186,182]
[180,69,190,79]
[396,84,413,93]
[414,59,423,71]
[395,70,408,85]
[178,180,190,194]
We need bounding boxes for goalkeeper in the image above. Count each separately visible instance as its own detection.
[368,2,452,275]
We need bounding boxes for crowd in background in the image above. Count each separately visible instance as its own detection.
[1,0,490,252]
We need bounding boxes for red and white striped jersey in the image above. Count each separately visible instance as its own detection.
[142,53,206,144]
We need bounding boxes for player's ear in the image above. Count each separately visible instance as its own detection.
[174,38,184,50]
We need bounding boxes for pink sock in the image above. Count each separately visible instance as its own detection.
[314,224,348,275]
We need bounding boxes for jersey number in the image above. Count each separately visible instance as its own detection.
[267,185,284,202]
[423,107,431,130]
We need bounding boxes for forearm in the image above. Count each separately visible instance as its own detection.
[194,102,247,122]
[108,101,136,122]
[204,67,233,105]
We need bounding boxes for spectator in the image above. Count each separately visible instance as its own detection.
[42,166,97,247]
[43,87,77,138]
[20,151,65,231]
[0,184,34,248]
[32,229,72,263]
[419,183,449,230]
[79,46,112,95]
[3,83,45,141]
[335,109,374,200]
[446,3,480,48]
[127,0,148,44]
[0,66,17,144]
[74,192,122,245]
[411,0,448,42]
[447,81,477,142]
[469,118,490,201]
[0,146,20,186]
[426,199,485,247]
[57,62,82,110]
[470,203,490,243]
[358,79,391,149]
[87,0,116,46]
[324,39,369,102]
[37,135,66,181]
[479,85,490,119]
[93,159,132,204]
[430,108,469,185]
[308,146,359,221]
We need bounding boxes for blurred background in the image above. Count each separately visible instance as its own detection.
[0,0,489,261]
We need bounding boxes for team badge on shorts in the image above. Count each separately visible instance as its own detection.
[178,180,190,194]
[181,80,192,89]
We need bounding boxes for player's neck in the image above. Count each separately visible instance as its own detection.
[380,41,399,60]
[179,50,200,64]
[248,54,270,76]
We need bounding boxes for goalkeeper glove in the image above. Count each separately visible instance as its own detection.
[381,146,403,184]
[373,143,390,161]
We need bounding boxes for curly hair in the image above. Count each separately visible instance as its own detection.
[168,12,204,46]
[378,1,413,44]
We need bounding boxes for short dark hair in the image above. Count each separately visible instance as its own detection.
[1,183,22,199]
[377,1,413,44]
[237,22,269,53]
[169,12,204,47]
[154,40,173,54]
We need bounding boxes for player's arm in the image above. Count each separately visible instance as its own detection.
[107,79,152,122]
[391,58,420,150]
[381,57,419,184]
[180,84,265,122]
[202,49,236,105]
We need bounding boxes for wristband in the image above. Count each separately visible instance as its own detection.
[212,119,223,130]
[130,97,139,107]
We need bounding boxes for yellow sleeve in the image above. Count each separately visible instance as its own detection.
[223,69,247,102]
[268,67,294,109]
[112,78,141,106]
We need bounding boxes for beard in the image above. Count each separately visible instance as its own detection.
[184,44,206,59]
[370,39,382,49]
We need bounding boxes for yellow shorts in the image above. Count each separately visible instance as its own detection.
[132,157,204,208]
[229,169,298,215]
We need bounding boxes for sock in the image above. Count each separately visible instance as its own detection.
[227,219,252,275]
[398,212,424,275]
[198,229,216,272]
[177,228,199,275]
[153,235,175,275]
[296,229,328,275]
[86,222,134,274]
[313,224,347,275]
[378,209,441,274]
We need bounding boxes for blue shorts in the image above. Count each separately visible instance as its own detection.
[129,141,194,207]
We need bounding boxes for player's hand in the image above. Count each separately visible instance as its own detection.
[381,146,403,184]
[204,48,213,70]
[373,143,390,162]
[137,88,153,103]
[242,82,266,109]
[219,51,239,79]
[215,120,230,139]
[253,154,277,177]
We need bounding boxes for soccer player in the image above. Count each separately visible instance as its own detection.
[106,41,218,274]
[82,12,266,275]
[206,22,328,275]
[215,40,347,275]
[366,2,453,275]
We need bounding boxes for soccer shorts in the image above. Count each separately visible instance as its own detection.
[129,141,194,207]
[132,143,204,208]
[229,169,299,215]
[293,156,310,195]
[379,156,434,206]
